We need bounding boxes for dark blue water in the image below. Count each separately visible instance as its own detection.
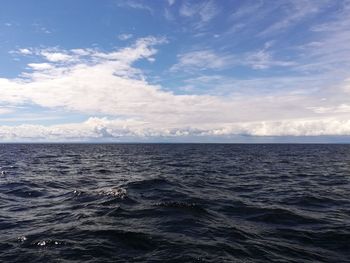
[0,144,349,262]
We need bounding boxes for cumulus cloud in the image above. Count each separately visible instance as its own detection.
[18,48,32,55]
[27,63,53,71]
[0,37,350,141]
[40,51,73,62]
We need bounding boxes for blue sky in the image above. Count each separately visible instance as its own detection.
[0,0,350,142]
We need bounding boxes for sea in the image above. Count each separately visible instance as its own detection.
[0,144,349,262]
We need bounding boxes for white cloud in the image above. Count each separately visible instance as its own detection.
[18,48,32,55]
[27,63,53,71]
[1,37,350,141]
[0,107,13,115]
[244,49,296,70]
[70,48,93,56]
[198,1,219,23]
[171,50,232,71]
[179,2,196,17]
[118,33,133,41]
[179,0,219,29]
[118,0,153,14]
[171,48,295,72]
[0,117,350,142]
[230,1,263,20]
[40,51,73,62]
[309,104,350,114]
[259,0,329,36]
[295,2,350,75]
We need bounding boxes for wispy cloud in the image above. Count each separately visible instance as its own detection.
[32,23,52,34]
[229,1,263,20]
[171,50,232,72]
[118,33,133,41]
[117,0,153,14]
[244,49,296,70]
[179,0,220,29]
[259,0,329,36]
[167,0,176,6]
[291,2,350,75]
[171,46,295,72]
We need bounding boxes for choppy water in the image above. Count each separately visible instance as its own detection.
[0,144,350,262]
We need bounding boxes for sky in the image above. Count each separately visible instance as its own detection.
[0,0,350,142]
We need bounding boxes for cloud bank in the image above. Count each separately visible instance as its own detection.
[1,117,350,142]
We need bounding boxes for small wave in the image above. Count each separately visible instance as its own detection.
[16,234,66,249]
[126,178,174,190]
[247,207,322,225]
[36,240,62,247]
[5,185,44,198]
[221,203,322,225]
[98,188,127,199]
[282,194,346,208]
[71,187,127,199]
[17,236,27,242]
[155,201,207,213]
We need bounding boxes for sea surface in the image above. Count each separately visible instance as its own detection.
[0,144,349,262]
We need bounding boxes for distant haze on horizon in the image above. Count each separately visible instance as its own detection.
[1,0,350,142]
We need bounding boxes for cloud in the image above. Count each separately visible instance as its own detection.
[259,0,329,36]
[309,104,350,114]
[244,49,296,70]
[32,23,52,34]
[164,8,174,21]
[171,47,295,72]
[171,50,232,71]
[18,48,32,55]
[1,117,350,142]
[117,0,153,14]
[118,34,133,41]
[27,63,53,71]
[168,0,175,6]
[179,0,219,29]
[290,3,350,76]
[0,107,13,115]
[230,1,263,20]
[226,1,330,39]
[1,37,350,141]
[40,51,73,62]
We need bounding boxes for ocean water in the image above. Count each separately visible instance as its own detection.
[0,144,349,262]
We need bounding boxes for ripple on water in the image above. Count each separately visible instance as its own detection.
[0,144,349,262]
